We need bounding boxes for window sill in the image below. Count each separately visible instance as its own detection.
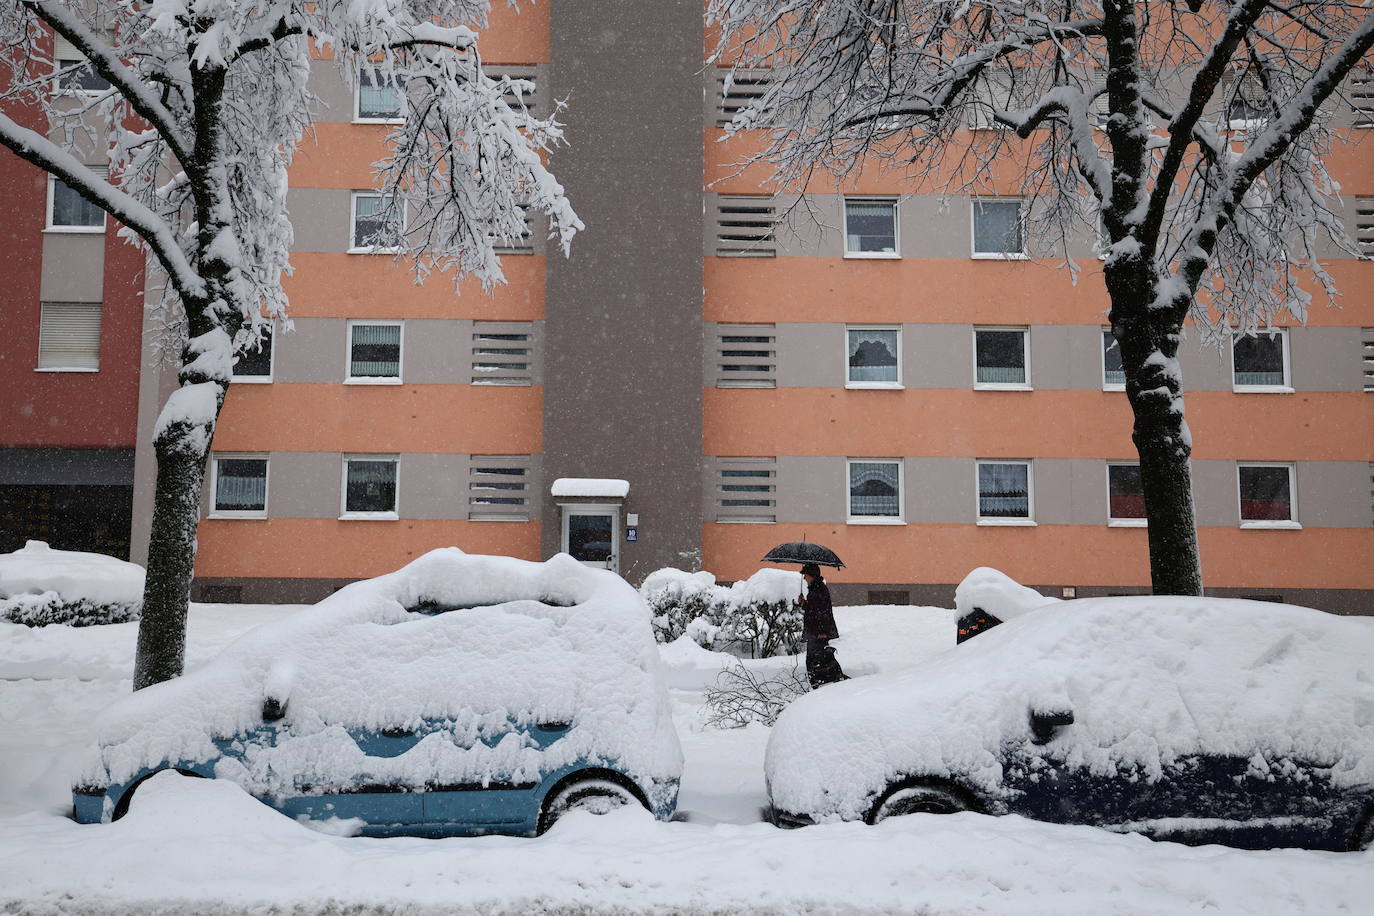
[1232,386,1294,394]
[971,252,1028,260]
[344,377,403,386]
[846,517,906,525]
[845,382,904,390]
[843,252,900,260]
[347,247,401,255]
[974,383,1033,391]
[339,512,400,521]
[34,366,98,373]
[43,226,105,234]
[977,518,1037,526]
[1239,521,1302,530]
[468,515,532,523]
[1107,519,1148,528]
[353,117,405,125]
[715,518,777,524]
[230,376,273,384]
[1102,384,1126,393]
[207,513,268,520]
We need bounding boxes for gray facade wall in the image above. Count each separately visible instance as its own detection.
[542,1,704,580]
[40,234,105,302]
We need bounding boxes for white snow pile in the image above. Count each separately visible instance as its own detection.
[0,541,144,627]
[767,585,1374,821]
[953,566,1059,622]
[79,548,683,808]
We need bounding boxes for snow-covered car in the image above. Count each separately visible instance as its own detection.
[765,590,1374,851]
[72,549,683,836]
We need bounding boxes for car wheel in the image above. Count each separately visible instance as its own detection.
[866,782,970,825]
[111,768,204,821]
[538,777,640,834]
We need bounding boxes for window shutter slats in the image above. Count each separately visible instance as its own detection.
[38,302,101,370]
[715,197,776,257]
[716,324,776,388]
[471,321,536,385]
[468,455,535,521]
[715,457,776,523]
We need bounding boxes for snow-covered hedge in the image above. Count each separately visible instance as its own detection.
[640,567,804,658]
[80,549,682,807]
[0,541,143,627]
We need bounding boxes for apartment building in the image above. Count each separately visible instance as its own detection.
[10,4,1368,611]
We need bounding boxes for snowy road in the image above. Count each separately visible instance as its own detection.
[2,604,1371,914]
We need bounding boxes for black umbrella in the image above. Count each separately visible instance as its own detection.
[761,541,845,569]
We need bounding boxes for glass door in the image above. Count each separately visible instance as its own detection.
[562,508,618,572]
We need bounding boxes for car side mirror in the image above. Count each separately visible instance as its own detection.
[1029,707,1073,744]
[262,696,287,722]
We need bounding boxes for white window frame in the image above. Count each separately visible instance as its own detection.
[1237,462,1300,530]
[340,454,400,520]
[209,454,270,519]
[846,458,905,525]
[52,37,111,97]
[1105,462,1147,527]
[845,325,903,389]
[45,175,105,233]
[970,197,1027,259]
[349,191,402,253]
[345,319,404,385]
[35,301,101,372]
[973,326,1031,390]
[842,197,900,259]
[230,322,275,384]
[1101,327,1126,391]
[1230,328,1292,393]
[976,459,1035,526]
[353,67,405,124]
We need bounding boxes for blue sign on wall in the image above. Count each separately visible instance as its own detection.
[626,527,638,542]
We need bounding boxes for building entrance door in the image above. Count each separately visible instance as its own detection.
[562,507,618,572]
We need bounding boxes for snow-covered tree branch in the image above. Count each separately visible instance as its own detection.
[709,0,1374,595]
[0,0,580,689]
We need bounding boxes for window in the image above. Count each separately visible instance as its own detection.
[844,198,898,257]
[1107,464,1146,525]
[232,325,273,382]
[53,37,110,94]
[977,461,1032,523]
[342,456,398,518]
[47,178,104,231]
[974,327,1029,388]
[972,199,1025,257]
[356,67,403,121]
[846,327,901,387]
[1232,329,1289,390]
[1102,329,1125,389]
[350,193,400,251]
[347,320,402,382]
[1238,464,1297,527]
[37,301,101,371]
[211,456,268,517]
[847,460,902,522]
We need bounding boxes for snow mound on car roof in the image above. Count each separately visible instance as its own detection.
[767,588,1374,821]
[954,567,1059,622]
[83,549,682,801]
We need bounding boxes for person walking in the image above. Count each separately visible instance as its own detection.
[797,563,847,688]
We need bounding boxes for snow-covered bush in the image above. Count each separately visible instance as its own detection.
[703,660,810,729]
[0,542,143,627]
[640,567,803,658]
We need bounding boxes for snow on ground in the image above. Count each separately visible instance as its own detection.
[2,600,1372,914]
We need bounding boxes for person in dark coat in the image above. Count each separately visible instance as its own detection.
[797,563,847,688]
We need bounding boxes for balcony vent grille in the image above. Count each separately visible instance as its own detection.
[472,322,535,385]
[717,69,771,127]
[716,324,776,388]
[468,456,533,521]
[716,197,777,257]
[715,457,776,524]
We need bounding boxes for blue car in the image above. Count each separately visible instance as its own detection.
[766,589,1374,852]
[73,549,683,836]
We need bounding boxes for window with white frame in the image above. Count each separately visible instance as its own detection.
[53,36,111,94]
[343,456,398,517]
[347,320,402,381]
[232,325,273,381]
[847,460,902,521]
[37,301,101,370]
[350,193,400,251]
[844,198,898,256]
[48,177,104,231]
[972,198,1025,257]
[974,327,1029,387]
[846,327,901,387]
[211,455,268,517]
[1238,464,1296,526]
[1102,329,1125,389]
[1107,463,1145,524]
[356,67,404,121]
[977,460,1032,522]
[1232,329,1289,389]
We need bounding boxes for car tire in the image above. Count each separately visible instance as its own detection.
[111,768,204,821]
[538,777,640,835]
[866,782,971,825]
